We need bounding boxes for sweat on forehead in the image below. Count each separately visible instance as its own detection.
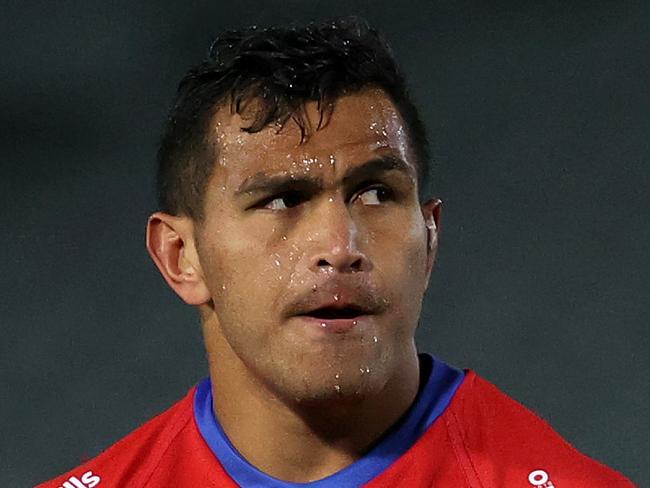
[208,88,417,187]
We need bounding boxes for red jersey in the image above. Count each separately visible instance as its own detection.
[37,355,634,487]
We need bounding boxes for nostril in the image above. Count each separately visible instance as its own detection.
[315,257,364,272]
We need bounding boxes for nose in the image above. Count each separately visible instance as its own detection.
[307,197,371,274]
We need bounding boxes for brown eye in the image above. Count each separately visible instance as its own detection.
[262,191,306,210]
[357,186,394,206]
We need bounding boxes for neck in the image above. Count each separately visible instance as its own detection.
[203,318,420,482]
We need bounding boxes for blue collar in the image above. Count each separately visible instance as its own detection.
[194,353,464,487]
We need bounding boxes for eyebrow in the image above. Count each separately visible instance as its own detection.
[234,154,416,198]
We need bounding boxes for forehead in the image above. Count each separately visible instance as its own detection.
[210,87,414,184]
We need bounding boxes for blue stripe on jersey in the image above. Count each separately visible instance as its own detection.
[193,353,464,488]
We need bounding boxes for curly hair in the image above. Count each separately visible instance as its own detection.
[157,17,431,220]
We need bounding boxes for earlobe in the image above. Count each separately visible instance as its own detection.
[422,198,442,289]
[423,198,442,253]
[427,226,435,251]
[146,212,212,305]
[426,215,437,250]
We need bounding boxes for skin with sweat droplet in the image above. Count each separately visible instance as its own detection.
[178,87,440,482]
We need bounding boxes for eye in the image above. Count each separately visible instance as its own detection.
[261,191,306,211]
[357,185,394,206]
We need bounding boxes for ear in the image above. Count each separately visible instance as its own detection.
[146,212,211,305]
[421,198,442,288]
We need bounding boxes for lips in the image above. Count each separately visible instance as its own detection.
[301,304,370,320]
[293,294,377,320]
[284,279,387,331]
[294,313,371,334]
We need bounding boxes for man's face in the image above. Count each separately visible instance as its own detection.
[193,87,438,403]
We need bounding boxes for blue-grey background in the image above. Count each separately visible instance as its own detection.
[1,1,648,486]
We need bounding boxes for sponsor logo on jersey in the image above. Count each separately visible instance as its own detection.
[57,470,101,488]
[528,469,555,487]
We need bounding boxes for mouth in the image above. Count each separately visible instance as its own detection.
[295,306,373,334]
[301,306,368,320]
[287,281,381,336]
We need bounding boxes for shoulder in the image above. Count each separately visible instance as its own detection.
[445,370,635,487]
[35,385,197,488]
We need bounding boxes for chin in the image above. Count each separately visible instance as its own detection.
[274,359,390,408]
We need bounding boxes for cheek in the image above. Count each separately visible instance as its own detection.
[376,215,429,308]
[371,205,426,264]
[198,222,289,319]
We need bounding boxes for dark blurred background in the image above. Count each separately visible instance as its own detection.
[1,0,648,486]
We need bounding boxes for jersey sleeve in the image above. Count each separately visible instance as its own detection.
[446,371,636,487]
[34,387,196,488]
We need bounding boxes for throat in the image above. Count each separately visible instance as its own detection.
[207,355,421,484]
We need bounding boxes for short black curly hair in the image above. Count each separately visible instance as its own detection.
[157,17,431,220]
